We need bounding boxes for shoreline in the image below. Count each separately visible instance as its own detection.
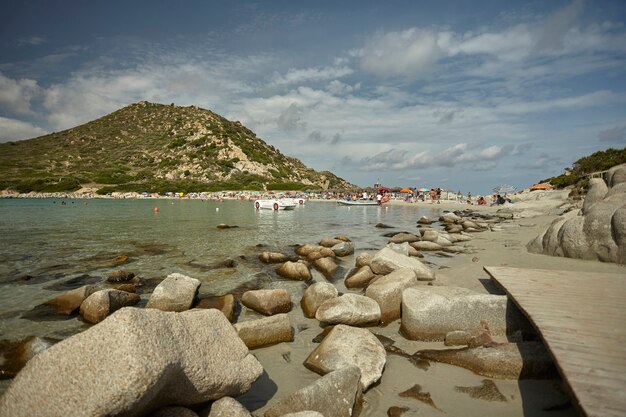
[239,191,625,416]
[2,189,623,416]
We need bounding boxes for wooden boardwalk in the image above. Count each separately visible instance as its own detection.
[484,266,626,417]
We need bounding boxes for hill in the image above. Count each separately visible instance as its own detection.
[0,101,357,194]
[541,146,626,190]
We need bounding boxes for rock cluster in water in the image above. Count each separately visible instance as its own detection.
[0,207,557,416]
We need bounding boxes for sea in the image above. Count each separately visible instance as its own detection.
[0,198,445,342]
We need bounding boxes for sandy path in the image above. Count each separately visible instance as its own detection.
[236,194,624,416]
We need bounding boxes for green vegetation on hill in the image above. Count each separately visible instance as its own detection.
[542,147,626,189]
[0,101,357,193]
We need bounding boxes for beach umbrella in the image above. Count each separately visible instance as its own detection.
[378,187,390,192]
[399,188,412,193]
[418,188,429,192]
[531,183,552,190]
[492,184,517,194]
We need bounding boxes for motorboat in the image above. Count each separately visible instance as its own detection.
[254,199,297,210]
[281,197,306,206]
[337,199,381,206]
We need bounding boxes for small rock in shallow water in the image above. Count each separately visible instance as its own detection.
[44,274,101,291]
[112,255,129,265]
[416,342,557,379]
[195,294,236,322]
[79,289,140,324]
[216,224,238,229]
[107,270,135,282]
[398,384,440,411]
[387,406,410,417]
[43,285,101,315]
[455,379,507,402]
[0,336,58,379]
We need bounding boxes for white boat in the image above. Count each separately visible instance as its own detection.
[254,199,297,210]
[337,199,381,206]
[282,197,306,206]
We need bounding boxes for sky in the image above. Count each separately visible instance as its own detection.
[1,0,625,194]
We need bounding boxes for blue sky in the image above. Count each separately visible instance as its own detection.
[1,0,625,193]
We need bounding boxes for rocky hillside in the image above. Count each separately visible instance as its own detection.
[0,101,356,193]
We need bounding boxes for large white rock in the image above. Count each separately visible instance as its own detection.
[206,397,252,417]
[263,366,361,417]
[388,233,419,244]
[401,286,526,341]
[146,273,200,312]
[410,241,443,251]
[386,242,411,255]
[370,247,435,281]
[300,282,338,318]
[331,241,355,257]
[0,308,263,417]
[344,265,376,288]
[241,289,292,316]
[315,294,380,326]
[304,325,386,391]
[234,313,294,349]
[365,268,419,323]
[276,261,312,281]
[313,257,339,279]
[355,252,373,268]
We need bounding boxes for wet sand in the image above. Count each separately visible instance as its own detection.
[237,195,624,416]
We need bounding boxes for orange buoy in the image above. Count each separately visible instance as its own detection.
[154,207,159,213]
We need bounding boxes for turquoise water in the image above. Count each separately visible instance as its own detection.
[0,198,443,340]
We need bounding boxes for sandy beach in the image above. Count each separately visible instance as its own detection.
[1,190,624,417]
[234,192,625,416]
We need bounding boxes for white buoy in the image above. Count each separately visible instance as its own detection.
[216,207,219,211]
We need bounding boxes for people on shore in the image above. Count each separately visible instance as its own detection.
[429,189,436,204]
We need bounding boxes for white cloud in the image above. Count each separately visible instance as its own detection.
[39,56,263,130]
[0,73,40,115]
[357,0,624,83]
[480,145,505,159]
[270,66,353,86]
[453,25,534,62]
[276,103,306,131]
[0,117,46,142]
[359,28,446,78]
[326,80,360,96]
[356,143,516,171]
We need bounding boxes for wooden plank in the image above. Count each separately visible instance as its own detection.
[484,266,626,417]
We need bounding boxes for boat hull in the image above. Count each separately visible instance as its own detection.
[254,199,297,210]
[337,199,380,206]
